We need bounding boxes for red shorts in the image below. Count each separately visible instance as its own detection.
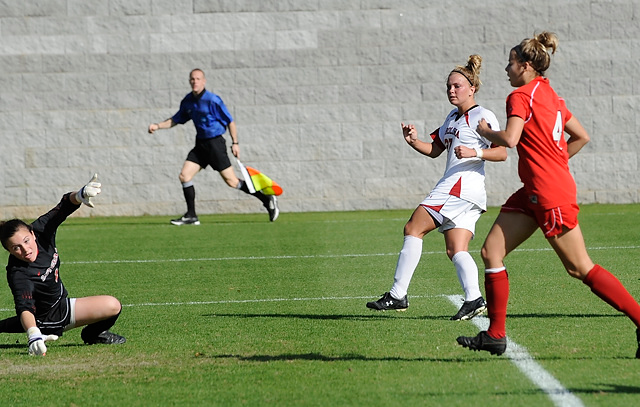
[500,188,579,237]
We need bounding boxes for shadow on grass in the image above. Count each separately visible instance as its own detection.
[570,383,640,395]
[207,352,477,364]
[0,343,23,349]
[202,312,623,321]
[202,312,451,321]
[0,342,89,350]
[508,312,623,319]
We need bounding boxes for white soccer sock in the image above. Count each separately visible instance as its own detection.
[389,235,423,299]
[451,251,482,301]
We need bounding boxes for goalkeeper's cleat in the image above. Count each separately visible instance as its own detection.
[450,296,487,321]
[82,330,126,345]
[170,214,200,226]
[266,196,279,222]
[636,328,640,359]
[457,331,507,356]
[366,292,408,311]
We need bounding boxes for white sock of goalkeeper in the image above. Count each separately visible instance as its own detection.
[452,251,482,301]
[389,235,422,300]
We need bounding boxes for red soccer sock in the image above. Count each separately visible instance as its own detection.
[485,269,509,339]
[583,264,640,328]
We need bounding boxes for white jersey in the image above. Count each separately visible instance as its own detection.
[422,105,500,214]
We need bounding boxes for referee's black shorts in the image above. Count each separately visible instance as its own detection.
[186,136,232,172]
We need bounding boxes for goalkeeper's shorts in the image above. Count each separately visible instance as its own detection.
[36,297,74,336]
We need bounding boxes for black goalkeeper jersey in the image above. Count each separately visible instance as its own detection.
[6,193,78,323]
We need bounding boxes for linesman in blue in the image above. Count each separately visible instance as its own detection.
[148,68,279,225]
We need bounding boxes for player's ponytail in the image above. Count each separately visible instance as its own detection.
[450,54,483,93]
[513,31,559,76]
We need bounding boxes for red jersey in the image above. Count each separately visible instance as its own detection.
[507,77,575,208]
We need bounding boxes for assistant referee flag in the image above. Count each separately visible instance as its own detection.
[236,159,283,196]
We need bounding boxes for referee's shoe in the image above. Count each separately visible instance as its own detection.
[266,196,279,222]
[171,214,200,226]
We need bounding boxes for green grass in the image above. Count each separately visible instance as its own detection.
[1,205,640,406]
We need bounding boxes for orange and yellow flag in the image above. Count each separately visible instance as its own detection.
[236,159,283,196]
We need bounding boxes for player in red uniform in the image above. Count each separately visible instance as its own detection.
[0,175,125,356]
[456,32,640,358]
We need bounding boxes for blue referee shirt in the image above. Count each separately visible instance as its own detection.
[172,89,233,140]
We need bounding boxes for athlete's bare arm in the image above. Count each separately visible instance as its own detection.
[455,145,507,161]
[19,310,37,331]
[148,118,176,134]
[402,122,444,158]
[477,116,525,148]
[564,116,590,158]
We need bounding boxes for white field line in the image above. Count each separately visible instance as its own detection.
[63,245,640,265]
[447,295,584,407]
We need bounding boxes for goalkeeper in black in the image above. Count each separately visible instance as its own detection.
[0,174,125,356]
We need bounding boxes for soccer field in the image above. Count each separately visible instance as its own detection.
[1,205,639,406]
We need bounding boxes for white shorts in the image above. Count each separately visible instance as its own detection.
[64,298,77,331]
[420,196,483,236]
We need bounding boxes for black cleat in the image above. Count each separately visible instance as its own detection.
[366,292,408,311]
[636,328,640,359]
[266,196,279,222]
[450,297,487,321]
[457,331,506,356]
[83,330,126,345]
[170,214,200,226]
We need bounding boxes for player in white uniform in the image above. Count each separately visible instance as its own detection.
[367,55,508,320]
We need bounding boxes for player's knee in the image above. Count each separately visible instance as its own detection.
[105,296,122,316]
[480,245,493,266]
[403,222,424,237]
[566,267,587,280]
[447,248,470,261]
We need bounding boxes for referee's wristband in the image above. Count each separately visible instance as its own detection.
[474,148,484,159]
[232,142,239,145]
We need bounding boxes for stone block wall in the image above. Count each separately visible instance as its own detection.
[1,0,638,219]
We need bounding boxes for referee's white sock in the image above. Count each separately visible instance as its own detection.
[390,235,422,300]
[452,251,482,301]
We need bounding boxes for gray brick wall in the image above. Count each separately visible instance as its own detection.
[1,0,638,219]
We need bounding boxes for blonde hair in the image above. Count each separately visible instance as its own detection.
[513,31,559,76]
[450,54,483,93]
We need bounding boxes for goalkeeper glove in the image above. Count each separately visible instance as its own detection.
[27,327,58,356]
[75,173,101,208]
